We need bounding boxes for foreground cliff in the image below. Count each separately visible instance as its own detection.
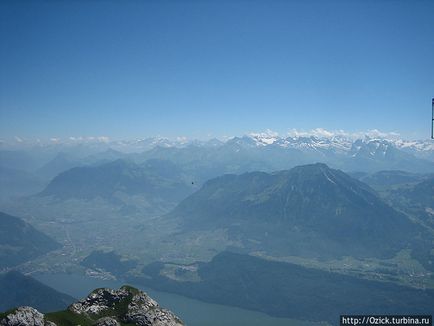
[0,286,184,326]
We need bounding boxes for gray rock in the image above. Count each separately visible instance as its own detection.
[69,287,130,315]
[94,317,120,326]
[44,322,56,326]
[125,292,184,326]
[0,307,55,326]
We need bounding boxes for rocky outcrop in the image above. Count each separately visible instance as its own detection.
[125,291,183,326]
[0,286,184,326]
[69,287,131,315]
[0,307,55,326]
[70,286,183,326]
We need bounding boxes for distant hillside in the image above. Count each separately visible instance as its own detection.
[39,159,196,208]
[396,176,434,208]
[167,163,423,259]
[137,252,434,324]
[383,176,434,235]
[0,212,61,268]
[81,250,137,277]
[355,170,428,189]
[0,271,75,313]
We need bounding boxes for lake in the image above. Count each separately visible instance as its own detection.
[35,273,321,326]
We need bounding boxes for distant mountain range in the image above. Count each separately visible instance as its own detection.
[0,271,75,313]
[2,132,434,176]
[2,131,434,157]
[2,134,433,324]
[167,163,424,259]
[0,212,60,268]
[1,133,433,204]
[138,136,434,174]
[14,161,433,264]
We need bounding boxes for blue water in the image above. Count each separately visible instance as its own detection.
[35,273,320,326]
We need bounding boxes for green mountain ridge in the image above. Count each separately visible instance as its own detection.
[167,163,423,259]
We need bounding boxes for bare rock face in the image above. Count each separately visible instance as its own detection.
[69,287,130,315]
[94,317,120,326]
[125,292,184,326]
[0,307,55,326]
[69,286,184,326]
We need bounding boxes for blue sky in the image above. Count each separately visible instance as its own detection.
[1,0,433,140]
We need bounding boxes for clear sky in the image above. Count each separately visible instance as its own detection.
[1,0,433,141]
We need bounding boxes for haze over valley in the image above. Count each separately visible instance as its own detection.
[1,131,434,324]
[1,0,434,325]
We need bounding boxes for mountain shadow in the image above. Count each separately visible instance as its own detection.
[0,212,61,268]
[0,271,75,313]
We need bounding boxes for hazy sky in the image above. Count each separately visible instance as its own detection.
[1,0,433,140]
